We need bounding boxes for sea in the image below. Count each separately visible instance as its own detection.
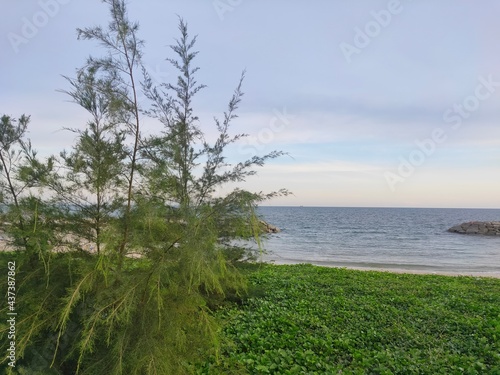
[256,207,500,276]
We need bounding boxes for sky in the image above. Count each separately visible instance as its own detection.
[2,0,500,208]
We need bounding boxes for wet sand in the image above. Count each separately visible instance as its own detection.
[263,257,500,279]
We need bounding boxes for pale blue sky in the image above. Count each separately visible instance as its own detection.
[2,1,500,208]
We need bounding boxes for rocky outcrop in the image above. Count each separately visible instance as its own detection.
[448,221,500,235]
[260,220,280,233]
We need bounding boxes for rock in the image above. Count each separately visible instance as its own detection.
[260,220,281,233]
[448,221,500,236]
[448,224,466,234]
[466,225,480,234]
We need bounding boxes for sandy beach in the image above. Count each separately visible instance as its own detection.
[264,257,500,279]
[4,233,499,278]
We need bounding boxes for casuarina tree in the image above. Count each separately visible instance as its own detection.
[0,1,286,374]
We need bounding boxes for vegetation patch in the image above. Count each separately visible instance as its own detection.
[0,1,286,373]
[200,264,500,374]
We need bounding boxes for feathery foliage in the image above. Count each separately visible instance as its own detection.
[0,1,286,374]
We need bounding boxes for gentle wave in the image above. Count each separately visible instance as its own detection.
[257,207,500,274]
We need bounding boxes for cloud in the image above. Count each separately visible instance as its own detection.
[262,160,383,174]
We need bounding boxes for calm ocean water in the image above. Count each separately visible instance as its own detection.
[256,207,500,275]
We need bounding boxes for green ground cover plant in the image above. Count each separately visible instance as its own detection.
[201,264,500,375]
